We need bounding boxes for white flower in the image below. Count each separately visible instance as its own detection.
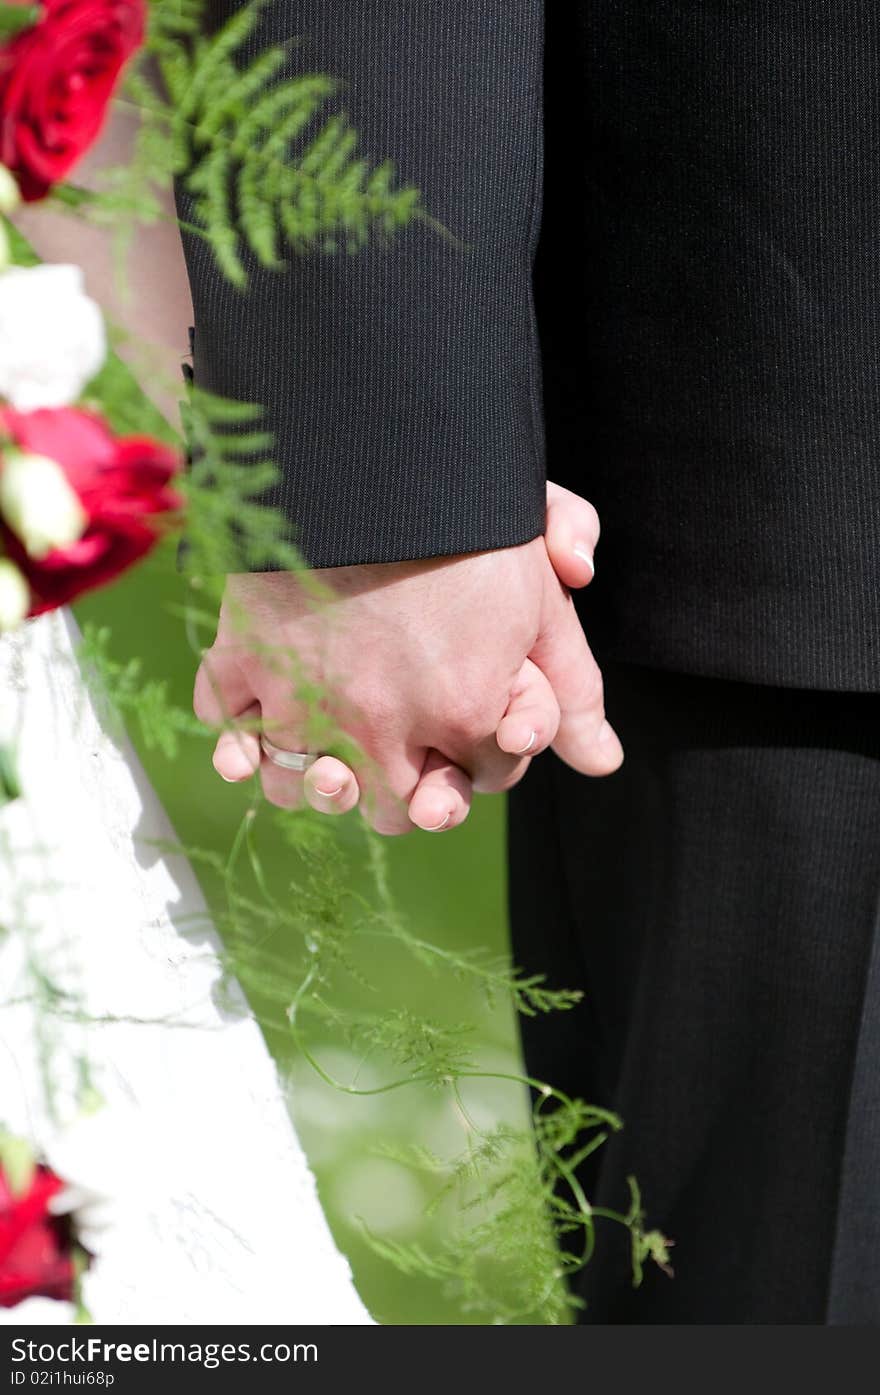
[44,1106,154,1261]
[0,264,106,410]
[0,558,30,630]
[0,449,88,559]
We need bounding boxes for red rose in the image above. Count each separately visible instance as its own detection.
[0,0,145,201]
[0,406,182,613]
[0,1161,75,1308]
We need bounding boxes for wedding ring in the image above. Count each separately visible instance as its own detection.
[260,734,318,772]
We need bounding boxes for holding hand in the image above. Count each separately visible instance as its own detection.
[194,483,621,834]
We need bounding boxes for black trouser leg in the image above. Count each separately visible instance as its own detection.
[508,664,880,1324]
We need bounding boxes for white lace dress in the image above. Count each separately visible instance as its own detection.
[0,609,371,1325]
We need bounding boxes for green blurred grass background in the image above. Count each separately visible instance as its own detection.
[75,548,532,1324]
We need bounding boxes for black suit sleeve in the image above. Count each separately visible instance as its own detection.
[176,1,546,569]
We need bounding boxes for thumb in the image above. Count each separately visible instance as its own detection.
[529,578,624,777]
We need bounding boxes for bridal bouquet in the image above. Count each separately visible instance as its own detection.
[0,0,181,632]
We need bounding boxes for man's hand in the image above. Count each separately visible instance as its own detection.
[194,483,621,833]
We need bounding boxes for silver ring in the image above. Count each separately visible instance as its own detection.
[260,734,318,772]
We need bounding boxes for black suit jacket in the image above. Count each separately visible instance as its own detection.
[180,2,880,692]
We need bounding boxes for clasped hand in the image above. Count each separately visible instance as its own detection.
[193,484,623,834]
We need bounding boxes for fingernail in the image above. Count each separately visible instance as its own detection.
[219,773,239,783]
[316,783,344,798]
[424,813,451,832]
[515,729,538,754]
[573,544,594,575]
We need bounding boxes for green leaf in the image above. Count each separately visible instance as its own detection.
[1,215,39,267]
[82,351,180,445]
[0,4,40,41]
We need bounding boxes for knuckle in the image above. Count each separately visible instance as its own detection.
[447,691,491,744]
[475,760,529,795]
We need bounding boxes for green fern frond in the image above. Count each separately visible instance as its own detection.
[370,1141,450,1176]
[352,1009,476,1086]
[533,1096,622,1155]
[357,1226,457,1285]
[153,3,423,285]
[359,1134,578,1324]
[178,385,302,578]
[76,624,205,759]
[363,916,584,1018]
[196,45,288,140]
[146,0,204,44]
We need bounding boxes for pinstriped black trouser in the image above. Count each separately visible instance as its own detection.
[508,663,880,1324]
